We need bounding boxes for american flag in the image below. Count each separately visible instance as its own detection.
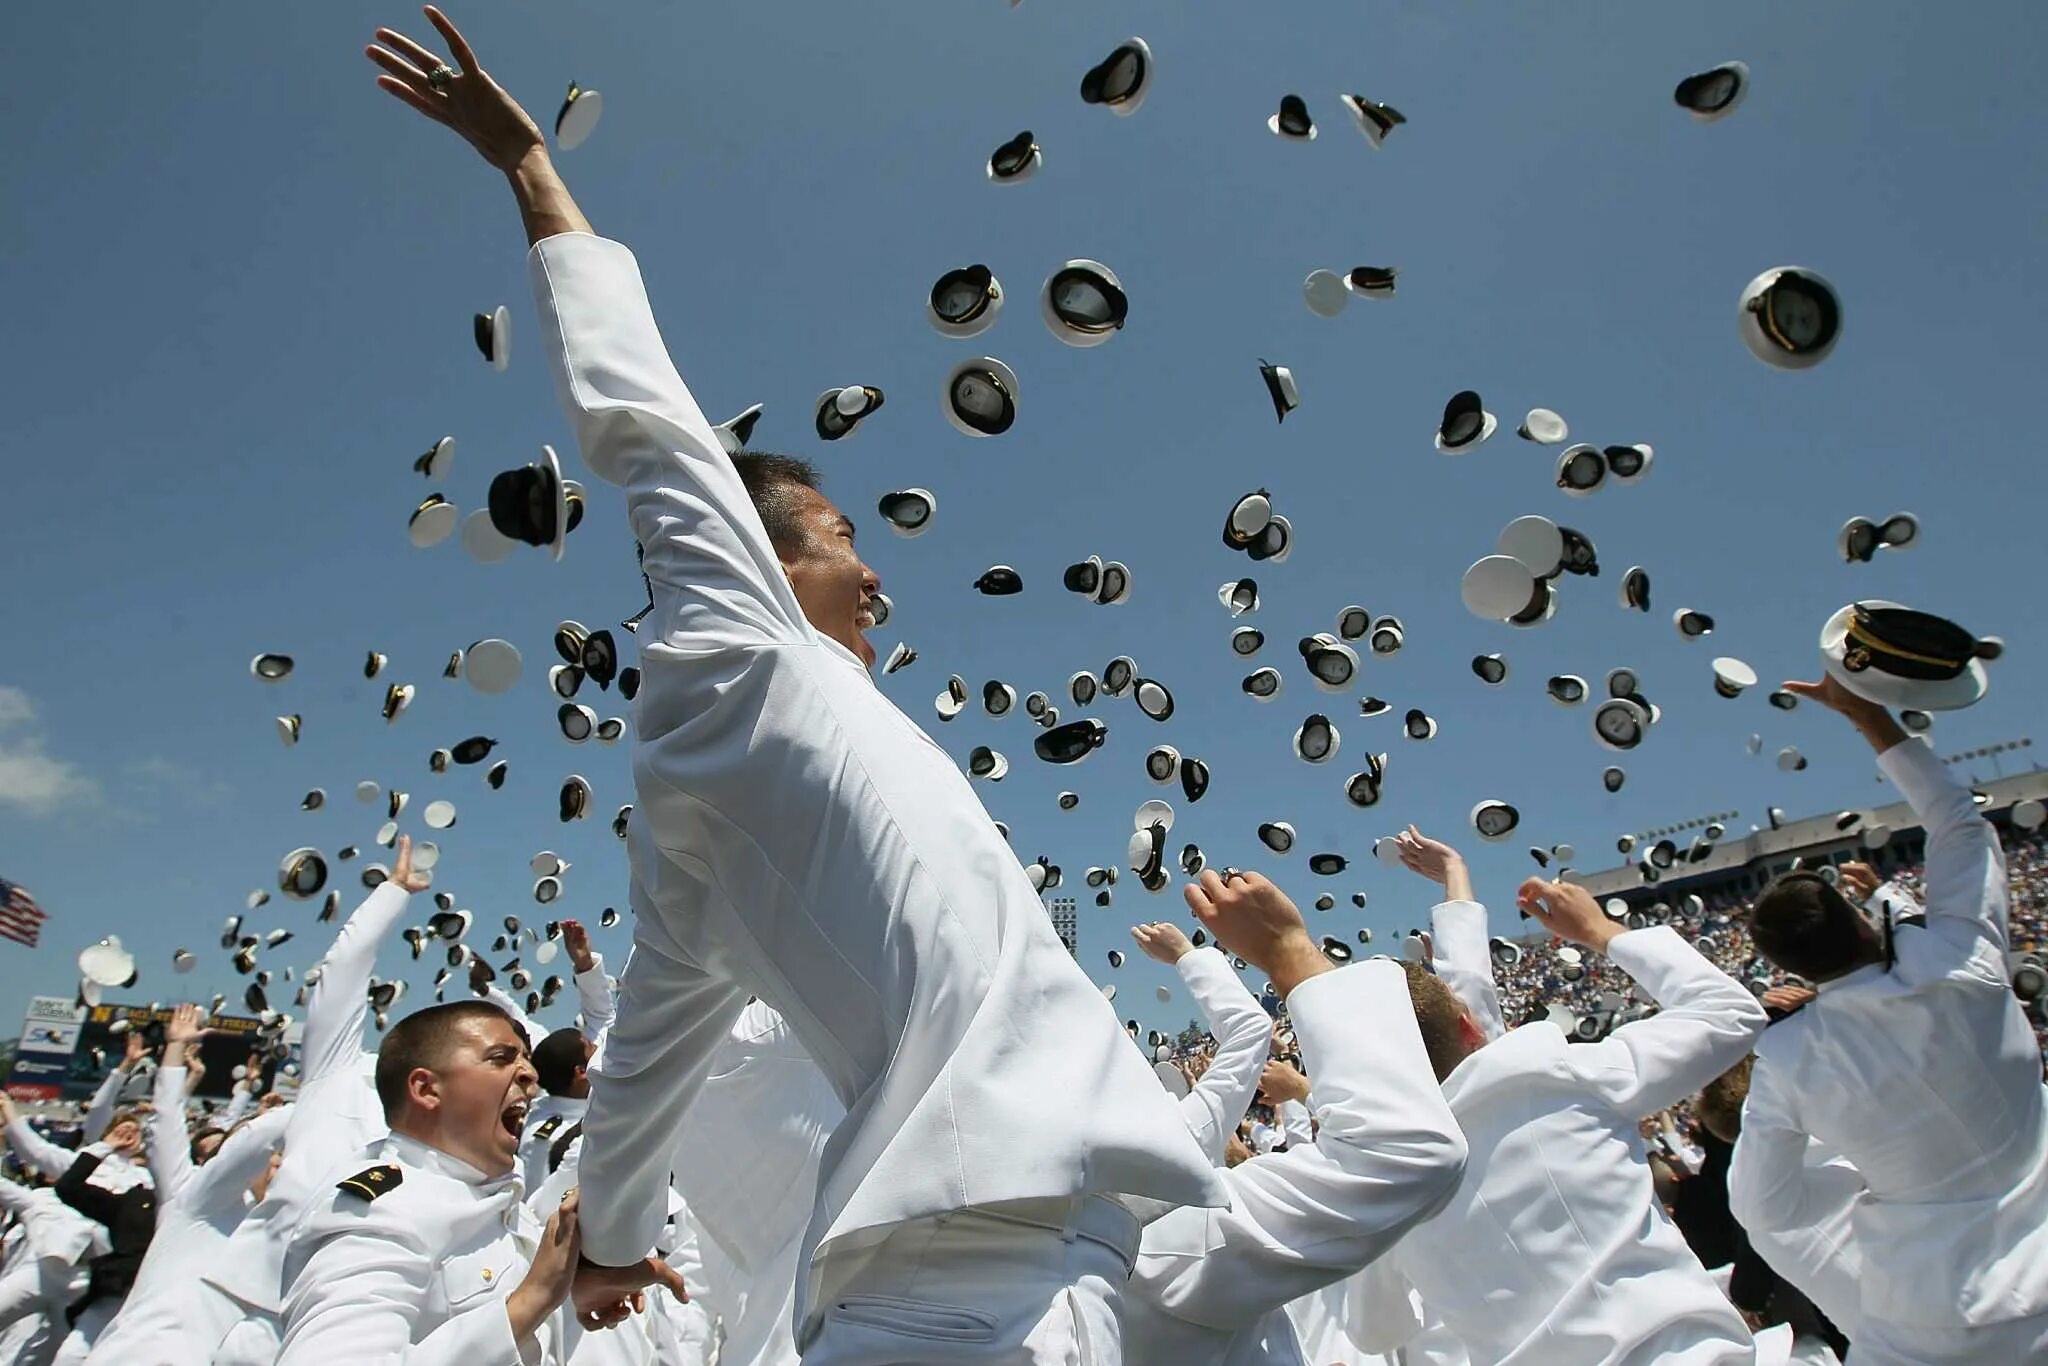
[0,879,47,949]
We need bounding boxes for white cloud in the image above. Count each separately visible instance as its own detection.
[124,756,232,809]
[0,686,35,731]
[0,686,99,816]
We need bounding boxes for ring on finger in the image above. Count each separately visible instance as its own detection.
[427,63,457,92]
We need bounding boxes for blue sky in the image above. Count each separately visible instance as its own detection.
[2,1,2044,1044]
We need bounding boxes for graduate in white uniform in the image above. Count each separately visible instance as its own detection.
[206,837,431,1365]
[83,1006,289,1365]
[364,14,1227,1359]
[1131,922,1271,1166]
[518,919,616,1195]
[1359,831,1767,1366]
[1121,869,1469,1366]
[0,1099,101,1366]
[277,999,680,1364]
[1729,675,2048,1364]
[670,998,843,1366]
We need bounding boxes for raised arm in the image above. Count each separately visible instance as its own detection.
[1520,879,1768,1117]
[82,1032,146,1142]
[6,1114,76,1181]
[302,840,425,1093]
[1395,828,1507,1042]
[1135,873,1467,1322]
[182,1106,291,1223]
[1134,924,1268,1165]
[562,921,615,1044]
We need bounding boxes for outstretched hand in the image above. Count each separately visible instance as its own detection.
[389,835,432,895]
[1183,870,1327,997]
[1394,826,1474,900]
[367,7,546,173]
[1130,921,1193,966]
[572,1253,688,1331]
[1514,878,1621,953]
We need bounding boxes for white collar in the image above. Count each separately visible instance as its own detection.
[386,1131,520,1195]
[1815,959,1886,994]
[815,630,874,678]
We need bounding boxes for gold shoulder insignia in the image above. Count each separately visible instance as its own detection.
[337,1163,403,1202]
[533,1115,563,1141]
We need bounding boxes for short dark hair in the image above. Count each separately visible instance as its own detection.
[373,1001,521,1120]
[730,451,824,555]
[1400,962,1471,1083]
[1748,872,1869,980]
[532,1027,590,1097]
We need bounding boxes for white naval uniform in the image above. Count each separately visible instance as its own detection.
[1171,947,1272,1166]
[1368,913,1766,1366]
[529,232,1227,1349]
[672,999,843,1366]
[0,1181,97,1366]
[4,1125,150,1197]
[1730,737,2048,1363]
[205,880,414,1364]
[82,1072,289,1365]
[516,954,617,1196]
[1123,960,1469,1366]
[277,1132,564,1365]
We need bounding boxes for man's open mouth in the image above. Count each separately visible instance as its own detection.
[501,1099,529,1139]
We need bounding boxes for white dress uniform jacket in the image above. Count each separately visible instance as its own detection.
[4,1125,149,1196]
[1371,920,1766,1366]
[277,1133,562,1366]
[527,234,1226,1285]
[1123,960,1469,1366]
[83,1075,288,1365]
[1172,947,1271,1166]
[1730,736,2048,1331]
[205,881,412,1353]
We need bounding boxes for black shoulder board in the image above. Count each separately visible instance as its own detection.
[533,1115,564,1141]
[337,1163,403,1202]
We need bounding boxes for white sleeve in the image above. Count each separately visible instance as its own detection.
[219,1081,258,1129]
[1877,738,2010,960]
[184,1107,291,1222]
[529,233,811,652]
[1278,1099,1314,1149]
[1172,948,1270,1164]
[480,985,542,1050]
[573,954,616,1044]
[81,1066,126,1143]
[1557,927,1768,1119]
[1429,899,1507,1042]
[149,1064,197,1204]
[4,1118,75,1181]
[302,883,414,1093]
[1130,962,1467,1327]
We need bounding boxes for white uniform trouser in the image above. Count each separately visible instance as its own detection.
[802,1197,1135,1366]
[1847,1309,2048,1365]
[0,1256,76,1366]
[50,1297,118,1366]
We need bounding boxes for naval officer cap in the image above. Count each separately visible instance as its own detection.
[1819,599,1997,711]
[1033,717,1108,765]
[935,675,968,721]
[1345,753,1387,807]
[1079,39,1153,115]
[1462,555,1543,623]
[1144,745,1179,784]
[1133,678,1175,721]
[1336,606,1370,642]
[815,385,885,441]
[250,653,294,682]
[1472,653,1509,686]
[558,703,597,743]
[277,715,302,747]
[1231,626,1265,657]
[1308,853,1347,876]
[1346,266,1397,299]
[944,357,1020,437]
[1303,270,1348,318]
[1269,94,1316,140]
[487,445,574,560]
[1674,608,1715,640]
[559,775,592,821]
[382,683,415,724]
[878,488,936,537]
[414,435,455,480]
[1404,708,1437,741]
[473,305,510,371]
[1606,444,1654,485]
[1042,261,1128,345]
[1259,361,1300,424]
[1740,266,1842,369]
[1219,577,1261,616]
[1602,765,1627,793]
[462,508,517,564]
[553,82,602,149]
[987,129,1041,183]
[1068,670,1099,706]
[1434,390,1496,453]
[1594,697,1651,751]
[1242,666,1283,700]
[1712,657,1758,698]
[279,848,328,900]
[1555,445,1607,496]
[1838,512,1918,563]
[1222,489,1274,551]
[1180,756,1210,803]
[1472,800,1520,842]
[982,680,1017,716]
[928,265,1004,339]
[1620,566,1651,612]
[882,642,917,676]
[1257,821,1296,854]
[409,494,458,548]
[973,566,1024,597]
[1518,409,1568,444]
[1674,61,1749,122]
[1341,94,1405,148]
[710,403,763,455]
[1102,656,1138,697]
[1300,634,1359,690]
[1293,713,1339,764]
